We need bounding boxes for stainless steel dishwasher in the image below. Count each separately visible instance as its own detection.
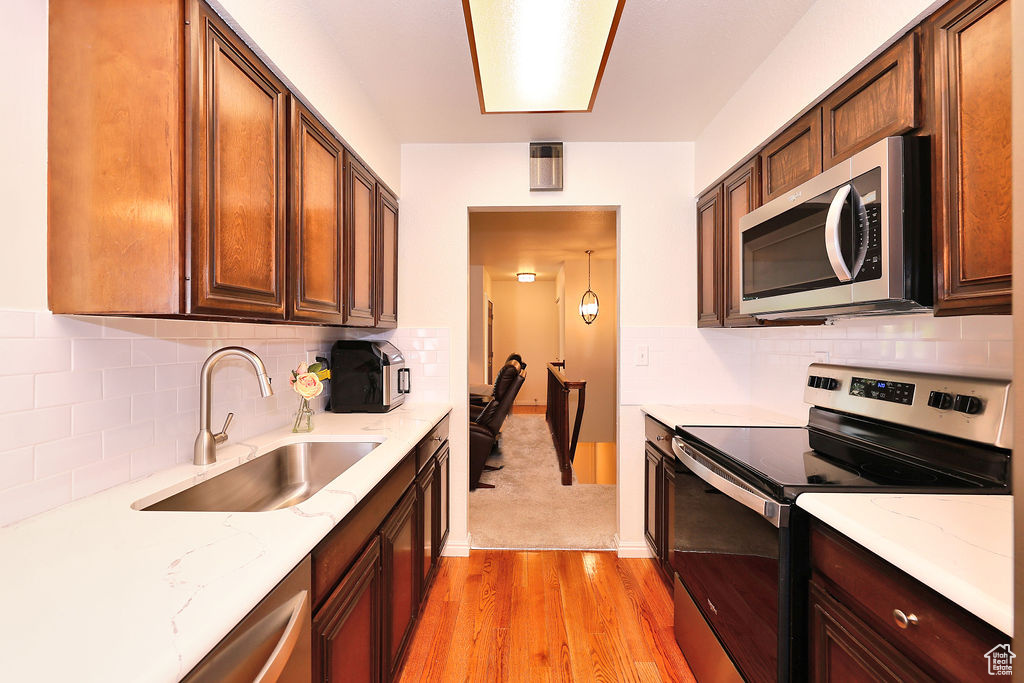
[183,556,312,683]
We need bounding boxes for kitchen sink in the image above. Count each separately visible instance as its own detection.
[140,440,381,512]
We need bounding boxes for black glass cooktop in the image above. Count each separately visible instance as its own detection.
[677,418,1009,502]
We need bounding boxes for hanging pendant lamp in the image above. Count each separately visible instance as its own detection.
[579,250,599,324]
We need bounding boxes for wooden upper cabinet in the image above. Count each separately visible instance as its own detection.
[189,2,288,319]
[346,155,378,327]
[722,160,760,327]
[930,0,1012,315]
[376,186,399,328]
[289,99,345,324]
[821,34,920,169]
[760,109,822,202]
[48,0,185,314]
[696,187,724,327]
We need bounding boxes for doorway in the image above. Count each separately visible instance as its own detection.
[467,207,618,549]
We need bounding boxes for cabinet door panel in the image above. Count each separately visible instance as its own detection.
[760,109,822,202]
[416,458,436,605]
[821,34,919,168]
[722,161,760,327]
[382,488,417,681]
[931,0,1012,314]
[437,446,450,554]
[289,100,344,323]
[644,445,661,554]
[660,459,676,579]
[377,187,399,327]
[314,537,381,683]
[191,5,287,318]
[347,156,377,326]
[696,187,724,327]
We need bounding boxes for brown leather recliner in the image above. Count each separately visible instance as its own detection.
[470,360,526,490]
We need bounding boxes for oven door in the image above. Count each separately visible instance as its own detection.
[670,437,789,683]
[739,136,901,316]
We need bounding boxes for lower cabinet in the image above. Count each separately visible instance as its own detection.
[381,489,418,682]
[436,445,450,556]
[644,416,676,584]
[314,539,382,683]
[416,457,436,601]
[809,520,1007,681]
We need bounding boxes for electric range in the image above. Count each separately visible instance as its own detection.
[668,363,1012,683]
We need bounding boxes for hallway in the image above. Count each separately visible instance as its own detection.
[397,551,695,683]
[469,414,616,549]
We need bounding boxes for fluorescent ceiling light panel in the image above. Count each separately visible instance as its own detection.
[463,0,625,113]
[517,272,536,282]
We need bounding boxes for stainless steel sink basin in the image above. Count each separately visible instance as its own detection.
[141,441,380,512]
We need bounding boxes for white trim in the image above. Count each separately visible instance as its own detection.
[442,532,472,557]
[615,533,655,558]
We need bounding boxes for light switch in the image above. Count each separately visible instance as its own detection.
[635,344,649,366]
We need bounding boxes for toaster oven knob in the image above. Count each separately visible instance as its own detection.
[953,394,982,415]
[927,391,953,410]
[821,377,839,391]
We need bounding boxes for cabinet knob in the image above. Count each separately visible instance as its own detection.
[433,435,442,442]
[892,609,919,629]
[656,435,665,441]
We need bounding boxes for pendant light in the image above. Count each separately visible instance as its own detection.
[579,250,599,324]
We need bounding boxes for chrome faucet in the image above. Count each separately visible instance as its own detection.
[194,346,274,466]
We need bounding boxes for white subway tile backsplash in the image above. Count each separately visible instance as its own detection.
[0,338,72,376]
[73,338,131,371]
[0,312,35,338]
[35,434,102,479]
[0,447,34,488]
[0,474,72,527]
[0,406,72,451]
[102,366,156,399]
[35,370,103,407]
[102,421,155,459]
[34,313,103,339]
[101,317,157,339]
[72,397,131,435]
[0,375,34,413]
[131,338,179,366]
[71,455,130,500]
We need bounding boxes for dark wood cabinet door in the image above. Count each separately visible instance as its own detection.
[644,445,661,555]
[314,537,381,683]
[809,581,928,682]
[821,33,919,169]
[722,160,760,327]
[381,488,417,681]
[346,154,378,326]
[415,457,436,605]
[930,0,1012,315]
[696,187,724,327]
[760,109,823,202]
[189,2,287,319]
[376,186,399,328]
[436,445,450,555]
[288,99,345,324]
[659,457,676,579]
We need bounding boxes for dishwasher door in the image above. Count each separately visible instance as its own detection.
[183,556,312,683]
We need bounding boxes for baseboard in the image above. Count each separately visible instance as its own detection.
[442,532,472,557]
[615,533,655,558]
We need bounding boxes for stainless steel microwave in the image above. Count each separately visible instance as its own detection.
[738,136,931,319]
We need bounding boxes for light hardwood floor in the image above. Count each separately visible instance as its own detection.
[397,550,695,682]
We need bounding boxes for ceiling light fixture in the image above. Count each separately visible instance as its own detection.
[462,0,626,114]
[517,272,536,282]
[579,250,599,324]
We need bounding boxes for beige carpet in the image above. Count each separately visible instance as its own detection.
[469,414,617,550]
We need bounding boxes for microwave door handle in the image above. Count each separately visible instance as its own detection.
[671,437,782,527]
[824,184,854,282]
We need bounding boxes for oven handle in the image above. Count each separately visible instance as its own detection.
[671,437,783,528]
[824,183,854,282]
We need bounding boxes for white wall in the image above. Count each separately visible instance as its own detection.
[694,0,942,190]
[400,141,693,556]
[467,266,485,384]
[490,280,558,406]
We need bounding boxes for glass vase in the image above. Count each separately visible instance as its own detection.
[293,396,314,433]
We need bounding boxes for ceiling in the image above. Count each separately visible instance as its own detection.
[469,208,616,281]
[291,0,817,143]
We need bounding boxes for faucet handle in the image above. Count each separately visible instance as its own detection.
[214,412,234,444]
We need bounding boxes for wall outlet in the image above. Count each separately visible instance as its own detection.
[635,344,649,366]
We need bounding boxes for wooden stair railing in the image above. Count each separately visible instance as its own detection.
[545,362,586,486]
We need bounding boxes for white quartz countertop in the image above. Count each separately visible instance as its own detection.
[0,403,451,683]
[642,403,803,429]
[797,493,1013,636]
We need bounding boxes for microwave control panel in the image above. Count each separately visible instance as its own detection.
[849,376,915,405]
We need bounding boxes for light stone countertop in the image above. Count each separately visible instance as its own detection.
[642,403,804,429]
[0,402,451,683]
[797,493,1013,636]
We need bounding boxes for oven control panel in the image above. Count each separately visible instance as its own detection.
[849,377,915,405]
[804,363,1012,449]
